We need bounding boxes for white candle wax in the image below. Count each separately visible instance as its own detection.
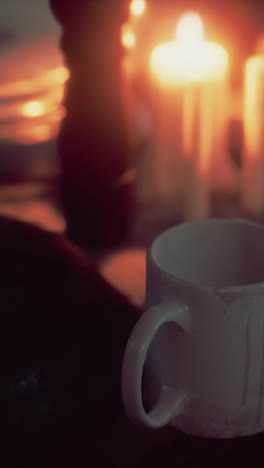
[148,78,185,199]
[242,56,264,217]
[149,12,229,219]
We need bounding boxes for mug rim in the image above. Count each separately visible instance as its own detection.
[149,218,264,296]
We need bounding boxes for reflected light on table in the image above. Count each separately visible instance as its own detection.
[0,66,69,144]
[100,249,146,308]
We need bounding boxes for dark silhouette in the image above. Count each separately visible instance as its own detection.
[0,215,138,466]
[50,0,135,249]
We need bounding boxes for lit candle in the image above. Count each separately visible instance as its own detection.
[242,55,264,217]
[149,12,229,219]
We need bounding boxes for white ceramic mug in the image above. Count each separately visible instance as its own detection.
[122,219,264,438]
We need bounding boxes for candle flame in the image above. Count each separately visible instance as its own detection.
[121,23,136,49]
[150,14,228,86]
[130,0,146,17]
[176,12,204,44]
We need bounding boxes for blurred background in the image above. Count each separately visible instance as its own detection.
[0,0,65,168]
[1,0,264,244]
[0,0,65,231]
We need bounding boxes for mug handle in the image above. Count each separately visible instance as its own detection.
[121,302,191,429]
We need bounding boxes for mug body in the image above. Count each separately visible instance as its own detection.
[143,219,264,437]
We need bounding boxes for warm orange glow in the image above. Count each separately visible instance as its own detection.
[150,13,228,85]
[255,34,264,54]
[176,12,204,44]
[182,89,195,157]
[243,56,264,157]
[241,54,264,216]
[130,0,146,17]
[121,23,136,49]
[0,65,68,144]
[29,124,53,142]
[150,42,228,85]
[0,122,52,144]
[52,66,70,84]
[0,66,69,100]
[0,103,66,144]
[100,249,146,307]
[0,107,66,144]
[21,101,46,118]
[199,89,214,174]
[0,89,64,121]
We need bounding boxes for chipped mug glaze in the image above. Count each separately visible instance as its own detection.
[122,219,264,438]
